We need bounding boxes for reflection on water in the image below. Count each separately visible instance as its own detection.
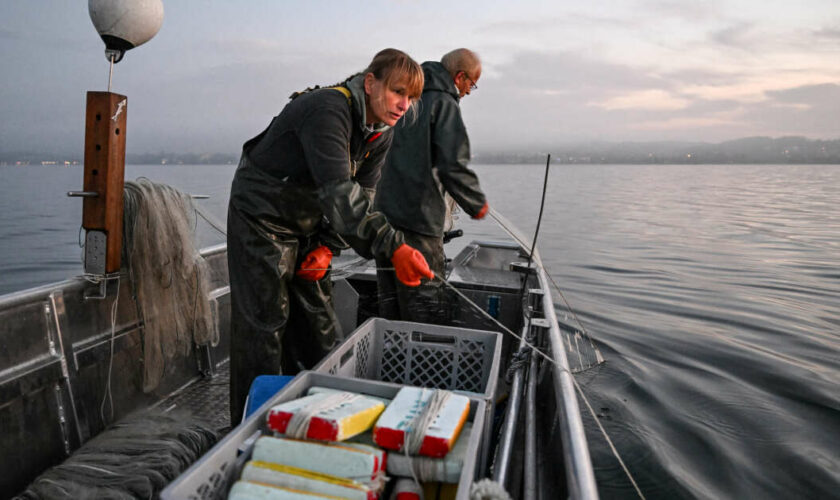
[468,164,840,499]
[1,163,839,498]
[0,165,233,294]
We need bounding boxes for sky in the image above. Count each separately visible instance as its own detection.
[1,0,839,155]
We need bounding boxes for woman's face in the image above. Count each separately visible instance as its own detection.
[364,73,412,126]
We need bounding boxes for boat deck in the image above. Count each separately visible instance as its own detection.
[157,362,232,434]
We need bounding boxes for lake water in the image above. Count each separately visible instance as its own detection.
[1,163,838,499]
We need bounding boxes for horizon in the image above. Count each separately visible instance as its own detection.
[3,135,839,160]
[1,2,839,155]
[4,135,840,167]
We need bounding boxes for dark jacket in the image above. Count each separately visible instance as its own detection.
[229,74,403,259]
[375,61,486,238]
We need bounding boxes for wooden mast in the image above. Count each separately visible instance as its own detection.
[81,92,127,274]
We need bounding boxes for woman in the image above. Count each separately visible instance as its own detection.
[226,49,432,423]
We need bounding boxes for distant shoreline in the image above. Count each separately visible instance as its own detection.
[3,136,839,166]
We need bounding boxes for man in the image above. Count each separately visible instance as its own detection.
[375,48,488,324]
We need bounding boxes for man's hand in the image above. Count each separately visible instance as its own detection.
[472,201,489,220]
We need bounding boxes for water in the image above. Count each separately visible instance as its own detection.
[1,163,838,498]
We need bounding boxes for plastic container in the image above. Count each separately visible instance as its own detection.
[315,318,501,476]
[161,372,486,500]
[314,318,502,401]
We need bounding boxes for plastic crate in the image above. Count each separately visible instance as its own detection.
[314,318,502,401]
[161,372,486,500]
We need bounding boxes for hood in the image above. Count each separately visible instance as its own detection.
[345,74,390,134]
[421,61,459,101]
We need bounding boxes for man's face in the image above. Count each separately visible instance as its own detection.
[455,68,480,98]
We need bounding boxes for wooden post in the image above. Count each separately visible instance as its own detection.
[82,91,127,274]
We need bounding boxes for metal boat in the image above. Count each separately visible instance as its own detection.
[1,223,598,499]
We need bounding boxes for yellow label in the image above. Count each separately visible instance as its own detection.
[337,401,386,440]
[246,479,346,499]
[250,461,366,491]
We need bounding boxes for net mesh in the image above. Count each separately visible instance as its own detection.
[17,409,219,500]
[123,178,217,392]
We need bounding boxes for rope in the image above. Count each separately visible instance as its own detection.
[487,208,604,370]
[194,205,227,237]
[406,389,451,454]
[189,206,380,280]
[285,392,360,439]
[100,275,120,426]
[470,478,513,500]
[402,389,452,489]
[436,275,646,499]
[504,347,531,383]
[542,270,604,368]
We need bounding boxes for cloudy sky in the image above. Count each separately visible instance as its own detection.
[1,1,839,155]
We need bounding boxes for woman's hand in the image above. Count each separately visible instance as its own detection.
[391,243,434,286]
[296,245,333,281]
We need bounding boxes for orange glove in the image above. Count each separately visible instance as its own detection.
[296,245,333,281]
[472,201,489,220]
[391,243,434,287]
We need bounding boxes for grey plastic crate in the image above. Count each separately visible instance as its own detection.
[315,318,502,400]
[161,372,486,500]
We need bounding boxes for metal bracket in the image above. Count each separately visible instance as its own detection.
[527,288,545,316]
[83,272,121,300]
[530,317,551,329]
[510,261,538,274]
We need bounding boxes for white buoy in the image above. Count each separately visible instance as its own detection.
[88,0,164,63]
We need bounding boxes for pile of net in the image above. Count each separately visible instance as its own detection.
[16,409,219,500]
[123,178,218,392]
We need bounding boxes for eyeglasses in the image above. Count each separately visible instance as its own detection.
[459,71,478,91]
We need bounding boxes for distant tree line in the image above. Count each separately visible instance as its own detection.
[474,137,840,164]
[3,136,839,166]
[125,152,237,165]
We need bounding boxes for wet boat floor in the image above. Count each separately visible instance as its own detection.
[157,361,232,435]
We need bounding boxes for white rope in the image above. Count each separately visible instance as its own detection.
[285,392,360,439]
[402,389,452,489]
[487,208,603,368]
[100,275,120,426]
[402,450,460,483]
[437,276,646,499]
[407,389,451,455]
[402,388,427,488]
[470,478,512,500]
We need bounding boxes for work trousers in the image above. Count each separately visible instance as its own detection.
[376,228,452,324]
[227,205,339,424]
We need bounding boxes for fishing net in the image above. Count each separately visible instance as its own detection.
[16,409,218,500]
[122,178,218,393]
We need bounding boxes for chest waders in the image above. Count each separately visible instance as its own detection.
[228,87,352,424]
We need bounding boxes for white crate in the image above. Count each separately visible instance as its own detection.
[315,318,502,400]
[161,372,486,500]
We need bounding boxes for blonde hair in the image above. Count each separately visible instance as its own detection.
[364,48,424,100]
